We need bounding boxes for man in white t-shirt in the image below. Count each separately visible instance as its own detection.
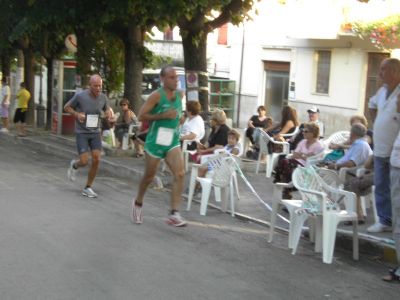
[1,77,11,132]
[367,58,400,233]
[384,96,400,282]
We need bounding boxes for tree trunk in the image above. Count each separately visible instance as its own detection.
[23,47,35,126]
[1,53,11,78]
[181,30,209,118]
[75,29,92,87]
[123,24,144,113]
[45,58,54,130]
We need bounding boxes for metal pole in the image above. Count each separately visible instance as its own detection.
[36,59,46,127]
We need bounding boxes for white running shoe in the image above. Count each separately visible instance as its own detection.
[0,128,9,133]
[67,159,77,182]
[366,222,392,233]
[130,199,143,224]
[82,187,98,198]
[166,212,187,227]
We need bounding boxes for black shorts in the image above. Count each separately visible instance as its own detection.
[13,108,27,123]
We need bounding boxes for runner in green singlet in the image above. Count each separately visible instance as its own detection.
[131,66,187,227]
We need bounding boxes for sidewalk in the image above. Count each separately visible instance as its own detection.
[1,127,396,263]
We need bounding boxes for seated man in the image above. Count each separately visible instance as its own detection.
[326,123,372,222]
[290,106,324,150]
[343,155,374,224]
[326,123,372,172]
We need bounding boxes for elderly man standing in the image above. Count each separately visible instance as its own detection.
[383,96,400,282]
[367,58,400,233]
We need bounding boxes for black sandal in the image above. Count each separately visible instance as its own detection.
[382,268,400,282]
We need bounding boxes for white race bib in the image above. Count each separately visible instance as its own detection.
[156,127,174,146]
[86,114,99,128]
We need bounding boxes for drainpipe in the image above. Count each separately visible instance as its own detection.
[236,24,245,127]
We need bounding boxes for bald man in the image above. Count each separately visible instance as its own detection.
[64,74,113,198]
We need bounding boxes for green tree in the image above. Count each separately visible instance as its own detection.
[149,0,256,117]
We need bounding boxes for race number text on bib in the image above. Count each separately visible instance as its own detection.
[86,114,99,128]
[156,127,174,146]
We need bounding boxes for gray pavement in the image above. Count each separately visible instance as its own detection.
[2,139,399,300]
[0,127,397,264]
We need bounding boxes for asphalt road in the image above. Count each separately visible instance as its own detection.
[0,139,398,300]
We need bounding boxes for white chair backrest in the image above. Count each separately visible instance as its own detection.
[281,126,300,139]
[322,131,350,149]
[203,153,237,187]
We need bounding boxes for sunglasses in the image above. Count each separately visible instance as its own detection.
[303,130,310,133]
[120,103,128,106]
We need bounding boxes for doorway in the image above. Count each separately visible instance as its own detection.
[264,61,290,121]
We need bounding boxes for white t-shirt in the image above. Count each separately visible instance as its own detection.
[369,85,400,157]
[1,85,10,105]
[180,115,205,141]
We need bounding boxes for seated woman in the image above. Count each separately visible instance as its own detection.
[179,101,205,150]
[115,98,138,148]
[193,109,230,163]
[246,105,272,146]
[266,105,299,153]
[274,122,324,198]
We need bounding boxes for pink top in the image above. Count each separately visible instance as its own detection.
[294,139,324,166]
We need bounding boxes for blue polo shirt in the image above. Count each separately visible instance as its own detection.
[337,138,372,166]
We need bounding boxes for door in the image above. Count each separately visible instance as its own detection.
[364,52,389,127]
[264,61,290,121]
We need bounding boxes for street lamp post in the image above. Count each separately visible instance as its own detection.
[36,59,46,128]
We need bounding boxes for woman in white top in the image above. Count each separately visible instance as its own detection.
[180,101,205,150]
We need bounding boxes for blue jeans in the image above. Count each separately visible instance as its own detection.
[374,156,392,226]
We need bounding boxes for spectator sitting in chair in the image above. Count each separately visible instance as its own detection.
[265,105,299,154]
[246,105,272,147]
[274,122,324,199]
[192,109,230,164]
[343,155,374,224]
[330,114,373,151]
[326,123,372,171]
[290,106,324,150]
[194,129,242,194]
[115,98,138,148]
[179,101,205,151]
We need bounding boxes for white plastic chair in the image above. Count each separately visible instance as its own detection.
[255,130,290,177]
[322,131,350,150]
[291,166,359,264]
[269,181,311,251]
[121,123,140,150]
[181,139,197,172]
[187,153,238,216]
[281,126,300,140]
